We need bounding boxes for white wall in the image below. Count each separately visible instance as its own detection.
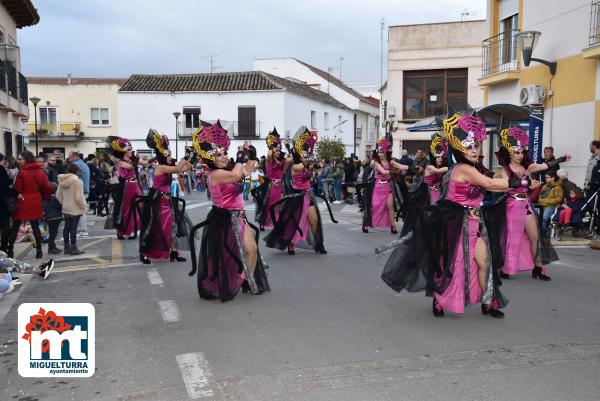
[283,92,355,156]
[119,91,286,158]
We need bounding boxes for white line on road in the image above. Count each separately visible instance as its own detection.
[186,201,212,210]
[176,352,214,399]
[147,269,164,287]
[158,300,180,322]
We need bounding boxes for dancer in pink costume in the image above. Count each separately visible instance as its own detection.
[253,128,291,230]
[107,136,147,240]
[381,111,524,318]
[362,137,409,234]
[495,126,570,281]
[423,133,449,204]
[138,130,193,265]
[265,126,334,255]
[188,122,269,301]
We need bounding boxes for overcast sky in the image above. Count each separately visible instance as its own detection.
[19,0,486,95]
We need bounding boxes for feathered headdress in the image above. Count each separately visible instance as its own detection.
[292,126,318,159]
[107,136,132,158]
[498,126,529,156]
[146,129,170,159]
[442,111,487,155]
[430,132,448,158]
[191,120,231,164]
[375,136,392,154]
[266,127,282,151]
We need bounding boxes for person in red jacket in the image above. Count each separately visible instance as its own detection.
[8,151,52,259]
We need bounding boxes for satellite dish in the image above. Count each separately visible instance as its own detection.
[519,87,529,105]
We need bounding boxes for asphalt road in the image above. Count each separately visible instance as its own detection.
[1,191,599,401]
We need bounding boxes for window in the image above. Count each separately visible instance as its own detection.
[237,106,257,137]
[15,134,23,154]
[403,69,468,120]
[3,130,12,156]
[311,111,317,129]
[324,112,330,130]
[499,14,519,65]
[90,107,109,126]
[183,107,201,129]
[39,107,58,132]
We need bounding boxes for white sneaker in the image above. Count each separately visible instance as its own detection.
[43,259,55,280]
[5,279,22,295]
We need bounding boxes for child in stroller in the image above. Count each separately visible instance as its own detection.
[555,188,587,239]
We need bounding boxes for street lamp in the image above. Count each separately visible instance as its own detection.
[29,96,41,156]
[516,31,557,75]
[173,111,181,160]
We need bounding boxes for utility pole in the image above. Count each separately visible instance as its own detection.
[380,18,385,137]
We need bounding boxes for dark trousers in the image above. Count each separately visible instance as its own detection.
[10,220,42,251]
[47,220,60,249]
[0,217,11,251]
[63,215,81,247]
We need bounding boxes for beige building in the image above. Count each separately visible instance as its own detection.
[0,0,39,156]
[381,20,486,156]
[479,0,600,186]
[27,76,126,158]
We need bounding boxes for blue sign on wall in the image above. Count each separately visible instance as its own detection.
[528,106,544,163]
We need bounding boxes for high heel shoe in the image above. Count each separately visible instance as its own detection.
[127,235,137,240]
[315,243,327,254]
[499,271,510,280]
[391,226,398,235]
[362,225,369,233]
[170,251,186,262]
[117,234,125,240]
[139,255,151,265]
[532,266,551,281]
[242,281,250,294]
[432,299,444,317]
[287,243,295,255]
[481,300,505,318]
[260,226,265,231]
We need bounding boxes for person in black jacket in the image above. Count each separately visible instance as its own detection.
[0,153,19,254]
[42,182,62,254]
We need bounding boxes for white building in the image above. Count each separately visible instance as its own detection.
[254,58,380,158]
[479,0,600,186]
[27,76,126,158]
[0,0,39,156]
[381,20,486,157]
[118,71,354,158]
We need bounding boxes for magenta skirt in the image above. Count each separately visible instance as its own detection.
[118,181,142,237]
[503,198,535,275]
[369,182,392,228]
[429,187,441,204]
[201,217,247,296]
[142,196,172,259]
[434,216,483,314]
[263,184,283,228]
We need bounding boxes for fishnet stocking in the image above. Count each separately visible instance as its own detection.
[524,213,541,265]
[474,237,488,292]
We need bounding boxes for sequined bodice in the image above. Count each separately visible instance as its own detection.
[375,162,391,180]
[117,165,136,179]
[446,177,484,208]
[424,174,442,185]
[292,168,311,191]
[209,174,245,210]
[152,174,172,192]
[266,160,284,179]
[506,166,528,195]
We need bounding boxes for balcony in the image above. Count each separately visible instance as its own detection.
[27,121,83,140]
[583,1,600,59]
[478,29,521,87]
[0,64,29,116]
[176,120,262,140]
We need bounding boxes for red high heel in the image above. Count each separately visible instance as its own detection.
[287,243,295,255]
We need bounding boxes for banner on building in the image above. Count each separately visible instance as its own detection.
[528,106,544,163]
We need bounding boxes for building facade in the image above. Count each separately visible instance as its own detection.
[479,0,600,186]
[27,76,126,158]
[254,58,380,158]
[381,20,486,157]
[0,0,39,156]
[118,71,354,158]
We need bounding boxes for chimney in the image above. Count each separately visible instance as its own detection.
[67,74,71,85]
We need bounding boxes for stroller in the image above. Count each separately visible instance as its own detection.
[555,187,599,240]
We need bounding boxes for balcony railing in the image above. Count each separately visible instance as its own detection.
[590,1,600,47]
[27,121,82,136]
[481,29,519,77]
[6,64,17,98]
